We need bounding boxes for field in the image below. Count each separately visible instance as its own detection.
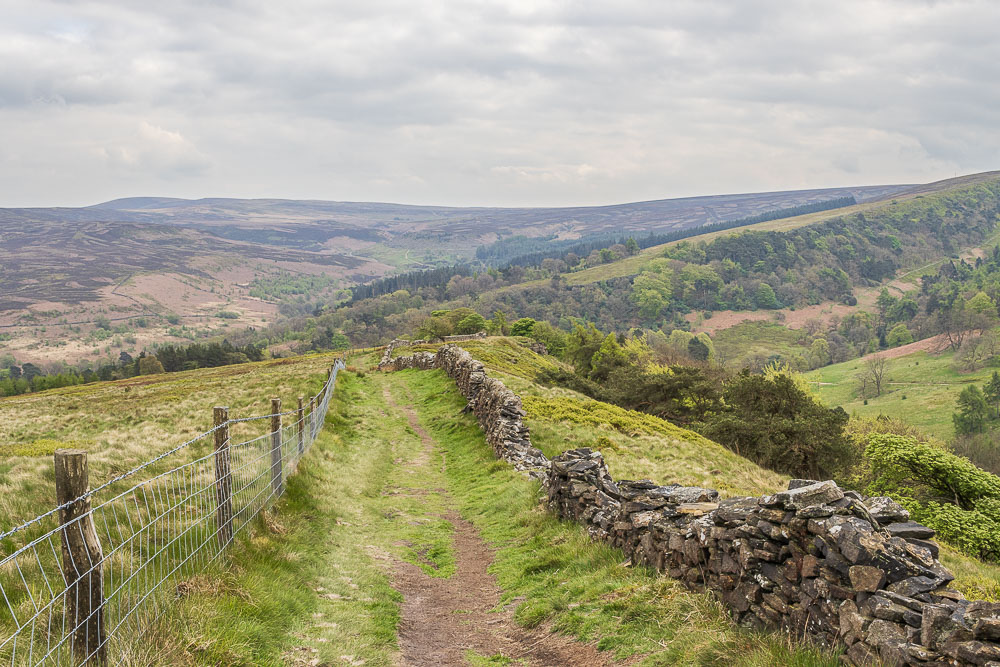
[0,352,338,529]
[804,346,989,440]
[5,338,1000,663]
[159,362,841,665]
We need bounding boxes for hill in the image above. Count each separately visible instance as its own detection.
[0,183,903,367]
[7,335,1000,663]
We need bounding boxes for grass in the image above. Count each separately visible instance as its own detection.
[804,347,988,440]
[521,394,788,498]
[712,321,811,367]
[397,368,839,665]
[0,353,337,555]
[158,365,836,665]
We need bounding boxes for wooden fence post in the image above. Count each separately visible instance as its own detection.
[54,449,107,666]
[309,397,316,440]
[297,396,305,455]
[213,407,233,550]
[270,398,283,496]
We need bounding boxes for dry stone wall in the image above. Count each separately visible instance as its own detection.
[382,345,1000,666]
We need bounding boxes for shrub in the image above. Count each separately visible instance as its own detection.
[863,433,1000,560]
[510,317,537,337]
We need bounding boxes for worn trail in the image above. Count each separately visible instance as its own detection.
[380,381,610,667]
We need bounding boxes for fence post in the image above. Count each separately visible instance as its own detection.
[213,407,233,550]
[297,396,305,455]
[54,449,107,666]
[309,397,316,440]
[270,398,283,496]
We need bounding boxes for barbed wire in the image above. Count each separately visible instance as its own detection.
[0,357,345,666]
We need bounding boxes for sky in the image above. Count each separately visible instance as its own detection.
[1,0,998,208]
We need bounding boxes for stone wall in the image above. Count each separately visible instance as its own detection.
[382,344,548,475]
[382,345,1000,665]
[442,332,488,343]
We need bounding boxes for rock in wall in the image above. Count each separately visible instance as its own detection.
[382,345,1000,666]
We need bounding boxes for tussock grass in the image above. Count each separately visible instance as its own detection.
[0,353,337,531]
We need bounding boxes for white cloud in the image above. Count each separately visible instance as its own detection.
[0,0,997,206]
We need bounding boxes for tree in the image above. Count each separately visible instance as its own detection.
[954,384,989,434]
[687,336,710,362]
[417,315,453,340]
[21,362,43,381]
[590,334,628,382]
[489,310,508,335]
[138,355,165,375]
[985,371,1000,419]
[754,283,779,309]
[886,323,914,348]
[864,354,888,397]
[701,371,851,479]
[565,322,605,376]
[808,338,831,369]
[529,321,567,356]
[625,237,640,256]
[631,271,672,320]
[510,317,536,337]
[455,312,487,335]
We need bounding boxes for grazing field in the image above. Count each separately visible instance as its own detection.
[804,347,987,440]
[0,352,337,530]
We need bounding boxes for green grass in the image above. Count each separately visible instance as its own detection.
[398,368,838,665]
[805,348,989,439]
[712,321,810,367]
[0,353,339,535]
[521,394,787,498]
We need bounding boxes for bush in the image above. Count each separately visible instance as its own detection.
[510,317,537,337]
[863,433,1000,560]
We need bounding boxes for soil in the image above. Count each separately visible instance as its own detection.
[382,388,613,667]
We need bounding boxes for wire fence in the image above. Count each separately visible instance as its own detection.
[0,358,346,666]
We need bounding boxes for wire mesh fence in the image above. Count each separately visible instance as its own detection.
[0,358,345,666]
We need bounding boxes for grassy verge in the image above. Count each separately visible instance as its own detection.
[397,368,839,666]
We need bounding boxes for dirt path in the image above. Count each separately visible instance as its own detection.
[381,386,612,667]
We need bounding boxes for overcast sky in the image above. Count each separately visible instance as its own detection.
[1,0,997,208]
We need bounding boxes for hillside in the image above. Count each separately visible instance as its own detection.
[0,183,903,367]
[7,336,1000,664]
[805,345,981,440]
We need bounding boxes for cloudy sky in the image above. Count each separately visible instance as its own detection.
[1,0,997,207]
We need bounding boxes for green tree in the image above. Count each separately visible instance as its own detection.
[529,321,567,356]
[565,322,605,376]
[631,270,672,320]
[967,291,996,315]
[489,310,508,335]
[510,318,537,337]
[754,283,779,309]
[701,371,851,479]
[954,384,989,434]
[625,237,640,256]
[985,371,1000,419]
[808,338,831,369]
[687,336,710,362]
[138,355,165,375]
[886,323,914,348]
[455,312,487,335]
[589,334,628,382]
